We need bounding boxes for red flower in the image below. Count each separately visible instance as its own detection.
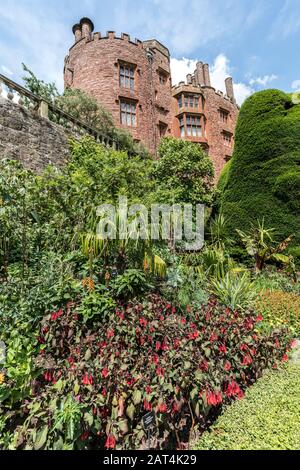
[210,333,218,342]
[151,354,159,365]
[105,434,116,449]
[187,305,191,313]
[291,339,298,349]
[101,368,109,379]
[146,385,152,394]
[51,309,63,321]
[206,390,223,406]
[157,402,167,413]
[239,344,248,352]
[282,354,289,363]
[181,318,187,325]
[242,354,253,366]
[173,338,180,349]
[275,339,280,349]
[126,377,134,386]
[156,366,165,377]
[139,317,148,328]
[106,329,115,339]
[80,431,89,441]
[44,371,52,382]
[256,315,263,322]
[82,373,93,386]
[225,381,243,399]
[155,341,161,352]
[199,360,209,372]
[166,303,172,310]
[218,344,227,354]
[172,401,180,413]
[144,399,152,411]
[224,361,231,371]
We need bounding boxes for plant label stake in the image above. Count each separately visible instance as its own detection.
[142,411,157,449]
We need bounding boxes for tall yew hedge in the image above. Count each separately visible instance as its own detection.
[218,89,300,257]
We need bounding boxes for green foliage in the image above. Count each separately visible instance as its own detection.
[22,63,59,103]
[236,219,294,272]
[153,137,214,205]
[210,272,255,310]
[55,88,115,136]
[196,364,300,450]
[218,89,300,255]
[77,289,116,322]
[112,269,152,300]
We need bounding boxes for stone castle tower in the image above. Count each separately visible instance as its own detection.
[64,17,239,178]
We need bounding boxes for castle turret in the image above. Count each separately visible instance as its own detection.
[225,77,235,102]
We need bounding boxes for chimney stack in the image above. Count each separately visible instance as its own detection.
[196,62,205,86]
[72,23,82,42]
[225,77,235,102]
[80,17,94,38]
[186,74,192,85]
[203,64,211,86]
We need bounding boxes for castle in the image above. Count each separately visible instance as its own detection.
[64,18,239,178]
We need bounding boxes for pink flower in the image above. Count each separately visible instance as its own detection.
[224,361,231,371]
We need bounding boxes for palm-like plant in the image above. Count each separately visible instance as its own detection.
[236,219,294,272]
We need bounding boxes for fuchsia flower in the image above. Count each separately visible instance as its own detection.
[225,381,244,399]
[139,317,148,328]
[101,368,109,379]
[206,390,223,406]
[157,402,167,413]
[144,399,152,411]
[156,366,165,377]
[218,344,227,354]
[282,354,289,363]
[106,329,115,339]
[242,354,253,366]
[105,434,116,449]
[82,373,93,386]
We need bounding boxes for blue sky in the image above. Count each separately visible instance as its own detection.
[0,0,300,105]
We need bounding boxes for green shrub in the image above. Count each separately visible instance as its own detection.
[195,364,300,450]
[218,89,300,251]
[210,272,254,310]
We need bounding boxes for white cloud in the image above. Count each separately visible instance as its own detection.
[249,74,278,87]
[233,83,253,106]
[291,80,300,90]
[170,57,197,86]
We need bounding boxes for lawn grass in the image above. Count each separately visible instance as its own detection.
[195,363,300,450]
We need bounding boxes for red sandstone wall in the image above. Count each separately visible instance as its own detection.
[64,32,173,154]
[202,87,238,179]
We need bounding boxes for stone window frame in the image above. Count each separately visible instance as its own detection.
[119,61,136,91]
[222,130,233,147]
[177,93,202,110]
[178,113,203,138]
[157,68,169,86]
[219,108,230,124]
[120,98,137,128]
